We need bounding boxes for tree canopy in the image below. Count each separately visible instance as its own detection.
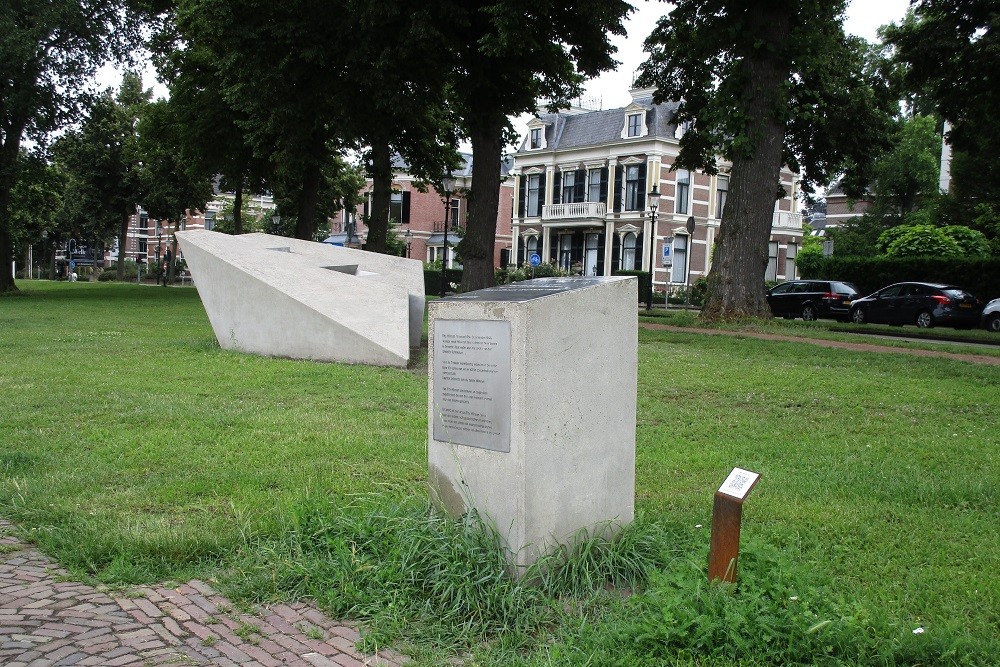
[638,0,896,321]
[447,0,632,291]
[0,0,142,293]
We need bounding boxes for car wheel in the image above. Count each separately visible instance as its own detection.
[916,310,934,328]
[850,308,865,324]
[986,313,1000,333]
[801,304,816,322]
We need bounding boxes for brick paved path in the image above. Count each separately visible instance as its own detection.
[0,520,405,666]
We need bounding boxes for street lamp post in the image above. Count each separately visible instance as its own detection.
[271,213,281,235]
[646,185,661,311]
[155,224,162,286]
[439,171,456,298]
[404,228,412,258]
[685,215,696,307]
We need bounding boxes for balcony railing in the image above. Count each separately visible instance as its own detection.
[772,211,803,230]
[542,202,606,220]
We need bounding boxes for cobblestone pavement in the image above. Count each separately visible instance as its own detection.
[0,521,405,667]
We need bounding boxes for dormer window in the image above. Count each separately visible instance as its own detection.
[620,105,648,139]
[627,113,642,137]
[530,128,542,149]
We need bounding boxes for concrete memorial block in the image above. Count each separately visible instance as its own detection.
[175,230,424,367]
[428,276,638,572]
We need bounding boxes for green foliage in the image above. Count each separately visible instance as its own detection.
[494,263,573,285]
[884,224,962,257]
[941,225,990,256]
[423,268,464,295]
[870,115,941,218]
[811,255,1000,300]
[795,242,825,278]
[638,0,894,196]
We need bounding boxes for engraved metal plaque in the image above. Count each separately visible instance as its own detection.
[432,320,512,452]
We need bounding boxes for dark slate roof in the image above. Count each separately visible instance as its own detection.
[519,98,681,153]
[390,152,510,179]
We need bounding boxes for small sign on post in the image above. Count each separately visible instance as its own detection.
[708,467,761,583]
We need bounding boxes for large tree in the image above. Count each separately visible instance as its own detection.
[0,0,140,293]
[135,98,213,282]
[448,1,632,291]
[638,0,895,321]
[54,74,149,279]
[885,0,1000,235]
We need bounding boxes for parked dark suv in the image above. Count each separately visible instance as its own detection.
[766,280,860,321]
[848,282,982,329]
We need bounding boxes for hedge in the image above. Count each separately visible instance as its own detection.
[803,256,1000,301]
[423,268,464,295]
[612,270,652,305]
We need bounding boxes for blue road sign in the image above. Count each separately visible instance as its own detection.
[529,253,541,267]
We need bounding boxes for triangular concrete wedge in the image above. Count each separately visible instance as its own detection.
[176,230,420,367]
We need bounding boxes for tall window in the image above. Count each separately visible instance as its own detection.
[530,128,541,149]
[588,169,602,202]
[526,235,538,259]
[562,170,576,204]
[785,242,797,279]
[559,234,573,271]
[622,232,637,270]
[675,169,690,215]
[627,113,642,137]
[624,165,642,211]
[390,191,404,223]
[138,239,147,255]
[670,235,688,283]
[715,175,728,218]
[526,174,542,217]
[766,241,779,281]
[448,199,460,227]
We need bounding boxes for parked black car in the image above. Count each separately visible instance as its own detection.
[982,298,1000,332]
[766,280,860,321]
[848,282,982,329]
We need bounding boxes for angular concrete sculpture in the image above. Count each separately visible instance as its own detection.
[428,277,637,572]
[175,230,424,367]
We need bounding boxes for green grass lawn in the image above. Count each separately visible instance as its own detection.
[2,282,998,665]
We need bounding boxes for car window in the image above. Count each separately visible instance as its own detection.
[832,282,857,294]
[879,285,903,298]
[770,282,794,294]
[807,282,826,293]
[943,288,973,299]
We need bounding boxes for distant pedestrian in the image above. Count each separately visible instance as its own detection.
[162,248,172,286]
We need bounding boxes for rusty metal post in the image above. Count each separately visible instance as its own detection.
[707,468,761,584]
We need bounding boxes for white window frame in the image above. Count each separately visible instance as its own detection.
[675,169,691,215]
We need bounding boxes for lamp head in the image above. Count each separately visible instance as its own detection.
[442,171,457,196]
[647,184,661,212]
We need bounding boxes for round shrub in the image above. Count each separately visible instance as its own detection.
[885,224,962,257]
[941,225,990,256]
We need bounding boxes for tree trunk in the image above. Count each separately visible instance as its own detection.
[234,185,244,235]
[295,162,321,240]
[0,145,19,294]
[168,219,179,284]
[461,121,503,292]
[366,141,392,254]
[117,210,129,280]
[701,5,790,322]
